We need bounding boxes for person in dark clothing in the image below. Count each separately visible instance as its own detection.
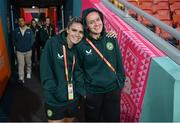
[40,17,84,123]
[13,17,35,83]
[74,8,126,122]
[30,19,41,66]
[39,17,56,48]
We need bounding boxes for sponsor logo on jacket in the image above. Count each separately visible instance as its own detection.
[85,49,92,56]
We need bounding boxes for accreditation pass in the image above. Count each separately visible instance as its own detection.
[68,83,74,100]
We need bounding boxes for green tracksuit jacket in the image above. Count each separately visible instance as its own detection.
[40,32,81,107]
[74,8,126,95]
[74,35,126,94]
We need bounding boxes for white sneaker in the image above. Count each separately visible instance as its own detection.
[27,73,31,79]
[19,77,24,83]
[21,79,25,83]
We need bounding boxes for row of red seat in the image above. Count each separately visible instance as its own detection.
[110,0,180,49]
[137,0,180,39]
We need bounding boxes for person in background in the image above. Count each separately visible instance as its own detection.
[39,17,55,48]
[74,8,126,122]
[13,17,35,83]
[40,17,84,122]
[30,19,40,66]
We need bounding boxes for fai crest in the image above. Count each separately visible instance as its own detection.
[47,109,53,117]
[106,42,114,51]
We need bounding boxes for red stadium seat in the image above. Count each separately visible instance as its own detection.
[155,26,172,40]
[171,10,180,26]
[154,10,171,20]
[169,1,180,22]
[170,2,180,11]
[139,2,153,10]
[153,0,169,4]
[138,10,153,26]
[174,9,180,15]
[155,21,173,40]
[138,0,152,7]
[127,0,139,18]
[139,0,153,3]
[160,30,173,40]
[153,2,170,13]
[169,0,180,4]
[173,14,180,25]
[138,0,153,26]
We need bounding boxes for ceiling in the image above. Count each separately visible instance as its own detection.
[11,0,62,8]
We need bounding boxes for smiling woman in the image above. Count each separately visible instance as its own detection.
[40,17,84,123]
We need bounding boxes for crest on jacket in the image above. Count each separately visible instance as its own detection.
[106,42,114,51]
[47,109,53,117]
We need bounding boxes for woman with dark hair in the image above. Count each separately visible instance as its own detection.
[40,17,84,122]
[75,8,126,122]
